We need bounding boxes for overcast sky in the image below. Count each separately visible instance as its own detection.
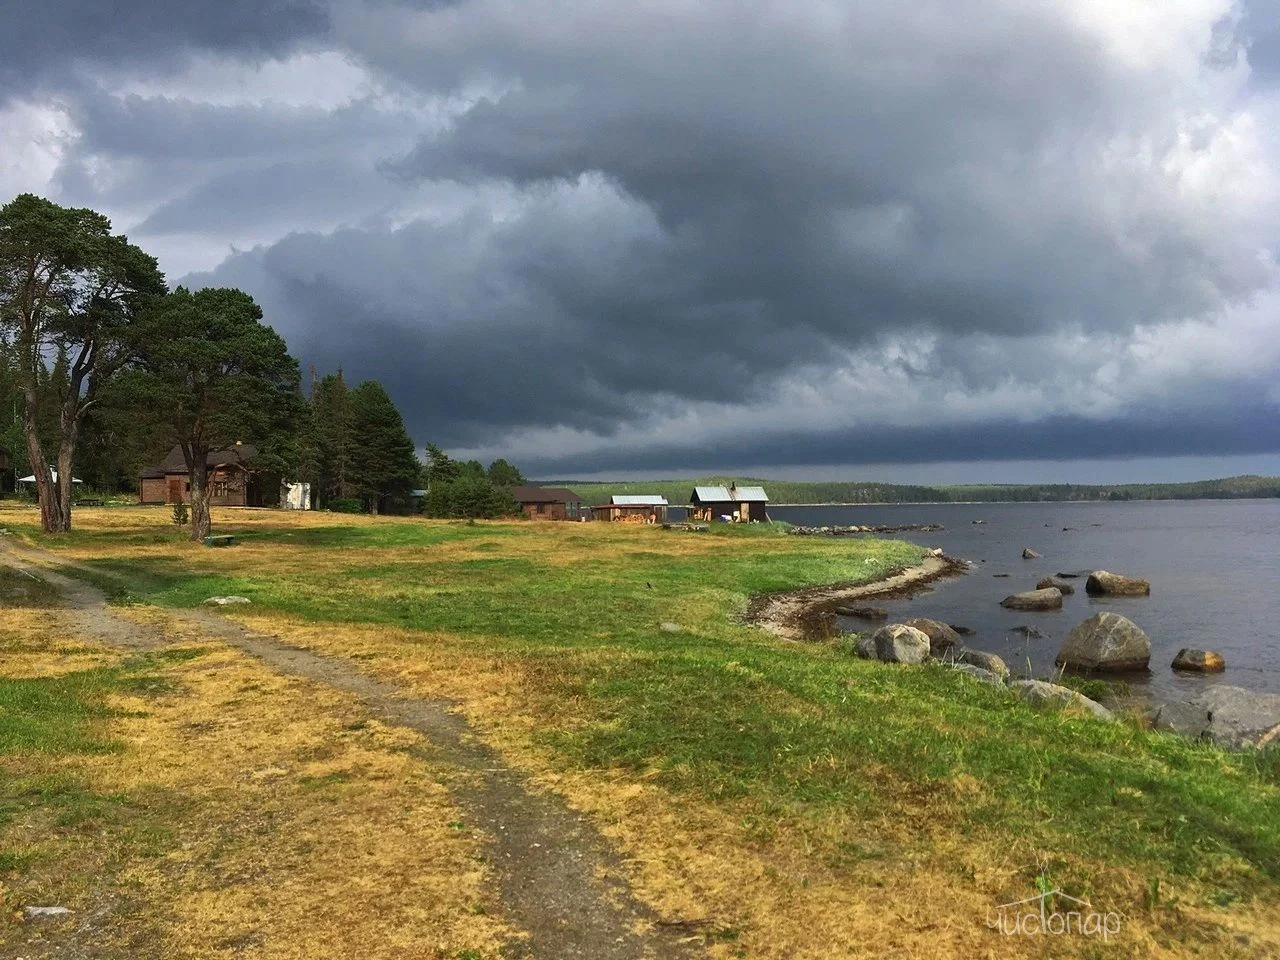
[4,0,1280,483]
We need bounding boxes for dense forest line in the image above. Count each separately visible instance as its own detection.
[561,475,1280,506]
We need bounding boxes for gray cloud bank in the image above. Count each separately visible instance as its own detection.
[5,0,1280,473]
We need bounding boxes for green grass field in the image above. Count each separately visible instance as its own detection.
[4,505,1279,957]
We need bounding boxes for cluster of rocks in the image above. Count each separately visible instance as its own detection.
[849,618,1118,720]
[789,523,945,536]
[847,606,1278,747]
[998,568,1149,611]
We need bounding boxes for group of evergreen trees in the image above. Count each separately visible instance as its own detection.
[297,373,421,514]
[1,192,534,533]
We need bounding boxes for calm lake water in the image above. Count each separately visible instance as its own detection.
[766,500,1280,701]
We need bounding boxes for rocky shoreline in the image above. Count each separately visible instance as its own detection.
[787,522,945,536]
[748,555,1280,750]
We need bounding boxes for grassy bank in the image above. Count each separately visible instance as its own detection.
[3,504,1279,958]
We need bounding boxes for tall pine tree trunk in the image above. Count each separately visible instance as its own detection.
[189,458,212,541]
[21,383,66,533]
[55,401,81,534]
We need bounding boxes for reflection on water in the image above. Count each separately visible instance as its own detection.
[765,500,1280,700]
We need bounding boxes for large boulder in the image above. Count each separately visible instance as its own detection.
[1000,587,1063,611]
[872,624,932,664]
[1056,613,1150,672]
[1010,679,1114,721]
[1150,686,1280,749]
[1036,577,1075,595]
[1085,570,1150,596]
[1171,649,1226,673]
[955,648,1010,678]
[1022,547,1040,559]
[904,618,962,656]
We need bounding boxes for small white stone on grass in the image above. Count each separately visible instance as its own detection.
[25,906,72,919]
[203,596,251,606]
[659,622,681,633]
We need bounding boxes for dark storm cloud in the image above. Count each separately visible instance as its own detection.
[0,0,329,94]
[516,395,1280,476]
[11,0,1280,470]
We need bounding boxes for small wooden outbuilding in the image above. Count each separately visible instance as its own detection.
[688,485,734,522]
[591,495,668,523]
[511,485,584,520]
[687,482,770,522]
[730,483,770,522]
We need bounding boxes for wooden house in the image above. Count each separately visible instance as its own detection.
[687,483,771,522]
[591,495,668,523]
[511,485,583,520]
[139,443,277,507]
[730,483,770,522]
[688,485,734,522]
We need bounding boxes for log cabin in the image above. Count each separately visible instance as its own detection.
[138,443,277,507]
[511,485,584,520]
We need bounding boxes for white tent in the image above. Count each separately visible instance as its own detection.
[18,470,83,485]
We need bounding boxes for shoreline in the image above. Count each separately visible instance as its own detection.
[746,554,968,642]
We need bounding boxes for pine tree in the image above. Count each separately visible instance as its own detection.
[347,380,419,514]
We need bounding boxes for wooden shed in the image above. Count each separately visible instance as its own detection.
[688,485,735,522]
[591,495,668,523]
[731,483,770,522]
[511,485,583,520]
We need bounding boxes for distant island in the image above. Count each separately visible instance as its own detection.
[553,474,1280,506]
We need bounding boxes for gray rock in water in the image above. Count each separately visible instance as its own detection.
[904,618,962,656]
[1085,570,1150,596]
[955,648,1010,677]
[1056,570,1091,579]
[204,595,251,606]
[1022,547,1041,559]
[949,623,975,636]
[948,663,1005,686]
[872,624,931,664]
[1056,612,1151,672]
[1000,587,1063,611]
[1010,679,1114,721]
[1036,577,1076,595]
[1171,648,1225,672]
[1151,686,1280,749]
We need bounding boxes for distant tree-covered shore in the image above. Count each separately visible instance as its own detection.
[557,475,1280,507]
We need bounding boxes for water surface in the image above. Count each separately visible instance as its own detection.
[766,500,1280,701]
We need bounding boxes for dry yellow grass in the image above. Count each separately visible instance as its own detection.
[0,597,516,959]
[5,504,1279,959]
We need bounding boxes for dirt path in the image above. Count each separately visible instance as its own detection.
[0,539,699,960]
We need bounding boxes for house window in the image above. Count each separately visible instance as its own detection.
[212,480,229,498]
[536,502,545,514]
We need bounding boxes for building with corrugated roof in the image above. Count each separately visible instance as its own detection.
[590,494,668,523]
[688,485,734,522]
[687,482,771,522]
[730,483,770,522]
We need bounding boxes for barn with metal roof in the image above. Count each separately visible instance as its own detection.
[730,483,770,522]
[688,485,734,522]
[590,494,669,523]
